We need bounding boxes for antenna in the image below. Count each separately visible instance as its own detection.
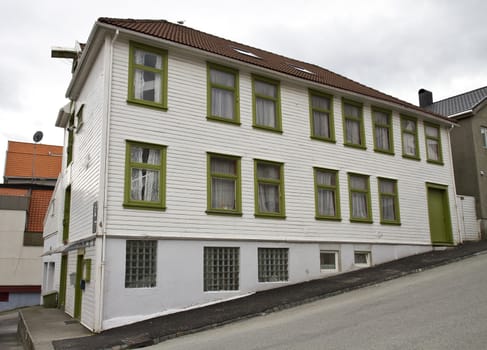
[33,131,43,143]
[32,131,43,183]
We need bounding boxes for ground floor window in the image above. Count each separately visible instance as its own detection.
[0,292,9,302]
[204,247,239,291]
[258,248,289,282]
[354,251,371,267]
[320,251,339,272]
[125,240,157,288]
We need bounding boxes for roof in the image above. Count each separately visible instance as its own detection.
[0,188,29,196]
[95,17,450,123]
[4,141,62,180]
[26,189,53,232]
[425,86,487,117]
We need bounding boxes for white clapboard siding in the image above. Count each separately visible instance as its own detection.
[457,195,480,241]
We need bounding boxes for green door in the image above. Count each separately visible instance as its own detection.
[74,254,83,319]
[427,185,453,244]
[58,255,68,310]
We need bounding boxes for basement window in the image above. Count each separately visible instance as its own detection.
[258,248,289,282]
[204,247,239,291]
[320,251,339,272]
[354,251,371,267]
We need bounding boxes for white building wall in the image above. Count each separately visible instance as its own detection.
[457,195,481,241]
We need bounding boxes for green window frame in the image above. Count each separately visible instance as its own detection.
[207,63,240,124]
[400,115,420,160]
[83,259,91,282]
[67,112,75,166]
[314,167,341,220]
[309,90,335,142]
[348,173,372,223]
[252,75,282,132]
[424,122,443,164]
[124,141,166,210]
[342,99,366,149]
[128,42,168,110]
[207,153,242,215]
[254,160,285,218]
[378,177,400,225]
[75,104,84,133]
[62,186,71,243]
[372,107,394,154]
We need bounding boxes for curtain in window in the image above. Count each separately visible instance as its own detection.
[257,164,280,213]
[374,112,390,150]
[401,119,416,155]
[316,171,335,216]
[350,176,367,218]
[134,50,162,103]
[380,181,395,220]
[312,95,330,110]
[255,81,277,127]
[427,140,439,160]
[211,158,236,209]
[211,69,235,119]
[130,147,161,202]
[346,119,361,144]
[313,111,330,138]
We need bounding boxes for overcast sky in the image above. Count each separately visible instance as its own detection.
[1,0,486,178]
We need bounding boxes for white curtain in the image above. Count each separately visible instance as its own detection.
[211,158,236,209]
[134,49,162,103]
[380,180,395,220]
[130,146,161,202]
[374,112,390,150]
[425,126,440,160]
[257,164,280,213]
[255,81,277,127]
[350,176,368,218]
[313,111,330,138]
[401,120,416,155]
[211,69,235,119]
[346,119,361,144]
[317,171,335,216]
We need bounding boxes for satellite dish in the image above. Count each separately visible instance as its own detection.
[33,131,43,143]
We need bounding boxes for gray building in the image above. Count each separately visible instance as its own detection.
[420,87,487,238]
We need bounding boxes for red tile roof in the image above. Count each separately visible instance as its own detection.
[4,141,62,179]
[97,17,449,122]
[26,189,53,232]
[0,188,29,196]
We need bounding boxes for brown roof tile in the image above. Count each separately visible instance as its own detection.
[26,189,53,232]
[0,188,29,196]
[4,141,62,179]
[97,17,450,122]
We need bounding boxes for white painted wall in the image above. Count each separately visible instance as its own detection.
[457,195,481,241]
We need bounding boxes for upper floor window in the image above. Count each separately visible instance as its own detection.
[314,168,340,220]
[254,160,285,218]
[252,76,282,132]
[481,127,487,148]
[401,116,419,159]
[424,123,443,164]
[372,108,393,154]
[378,178,400,224]
[309,90,334,142]
[343,100,365,149]
[348,173,372,223]
[207,63,239,124]
[128,42,168,109]
[124,141,166,210]
[207,153,241,215]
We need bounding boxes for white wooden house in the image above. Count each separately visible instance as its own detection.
[44,17,459,332]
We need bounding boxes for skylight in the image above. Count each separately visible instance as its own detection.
[233,47,261,59]
[287,63,315,75]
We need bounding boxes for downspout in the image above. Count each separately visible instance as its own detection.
[96,28,119,332]
[447,124,463,244]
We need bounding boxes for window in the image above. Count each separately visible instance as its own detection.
[125,240,157,288]
[373,108,393,154]
[348,173,372,222]
[424,123,443,164]
[207,63,239,123]
[481,127,487,148]
[252,76,281,132]
[401,116,419,159]
[309,90,334,141]
[67,112,75,166]
[320,251,339,272]
[62,186,71,242]
[378,178,400,224]
[314,168,340,220]
[76,104,84,132]
[254,160,285,218]
[343,99,365,148]
[204,247,239,291]
[207,153,241,214]
[128,42,168,109]
[354,251,371,267]
[124,141,166,210]
[258,248,289,282]
[0,292,9,302]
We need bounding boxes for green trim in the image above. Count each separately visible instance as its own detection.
[206,63,240,124]
[348,173,372,223]
[74,253,83,319]
[342,99,366,149]
[424,122,444,165]
[123,140,167,210]
[127,42,168,110]
[252,75,282,133]
[58,255,67,310]
[400,115,420,160]
[313,167,341,220]
[372,106,394,155]
[426,182,453,244]
[62,186,71,243]
[67,112,75,166]
[378,177,401,225]
[206,152,242,215]
[75,104,84,133]
[309,89,335,142]
[254,159,286,218]
[83,259,91,282]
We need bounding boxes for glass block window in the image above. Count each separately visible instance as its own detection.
[204,247,239,291]
[125,240,157,288]
[258,248,289,282]
[354,251,371,266]
[320,251,339,272]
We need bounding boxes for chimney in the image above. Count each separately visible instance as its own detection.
[418,88,433,107]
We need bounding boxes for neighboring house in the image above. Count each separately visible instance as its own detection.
[420,87,487,238]
[47,17,459,332]
[0,141,62,311]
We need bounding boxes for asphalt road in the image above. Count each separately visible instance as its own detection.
[153,252,487,350]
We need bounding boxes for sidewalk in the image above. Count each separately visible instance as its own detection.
[20,240,487,350]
